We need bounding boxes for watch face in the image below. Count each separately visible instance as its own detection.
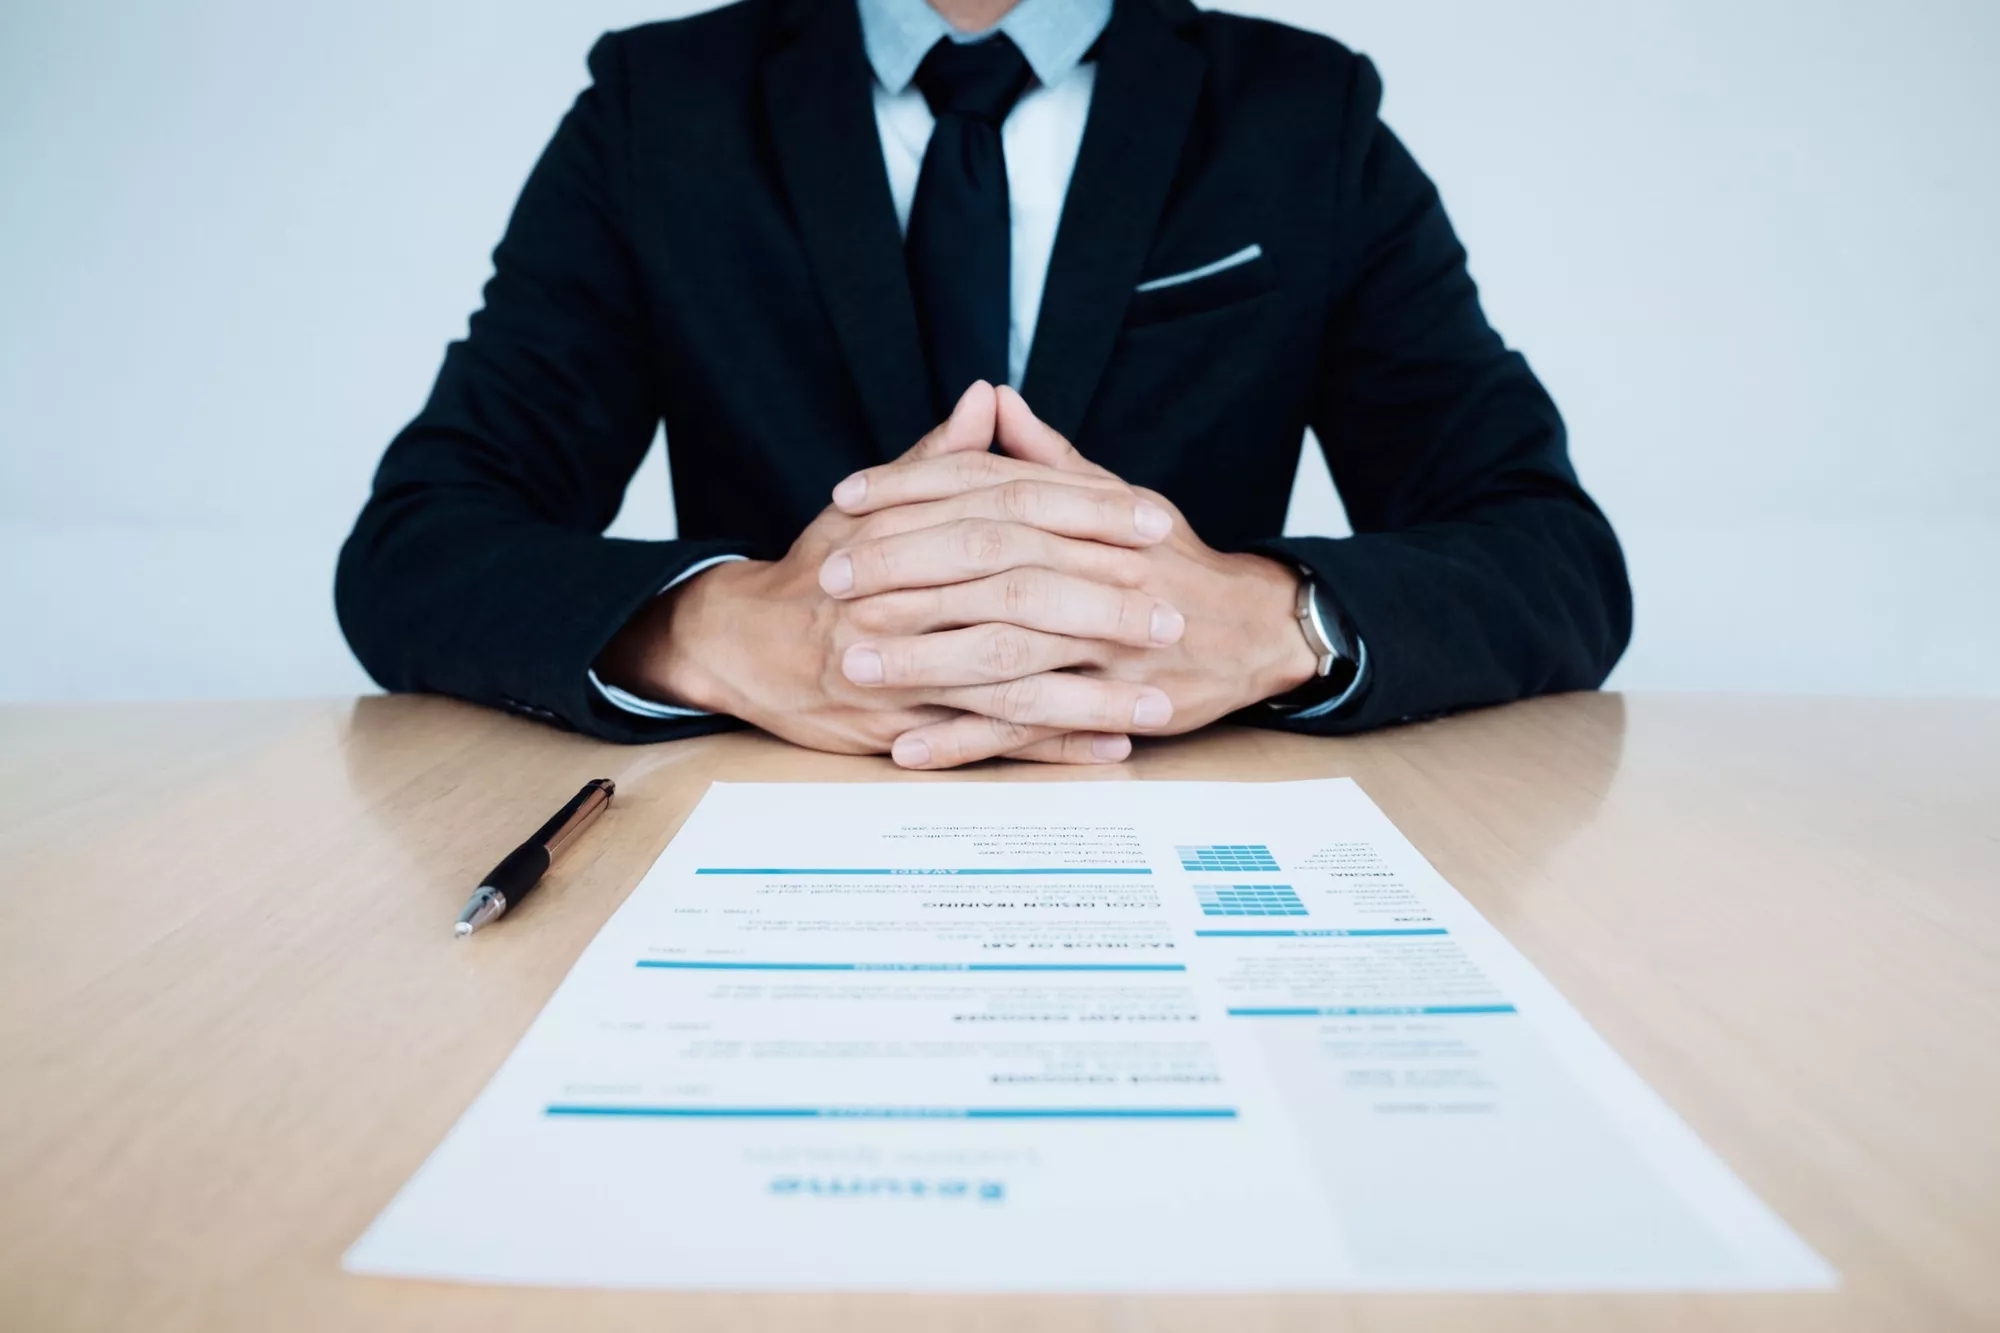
[1306,580,1351,665]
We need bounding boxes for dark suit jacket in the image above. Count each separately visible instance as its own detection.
[336,0,1631,743]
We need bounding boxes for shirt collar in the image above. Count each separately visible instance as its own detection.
[857,0,1113,95]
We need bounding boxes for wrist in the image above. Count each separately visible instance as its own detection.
[1233,553,1319,705]
[601,559,769,715]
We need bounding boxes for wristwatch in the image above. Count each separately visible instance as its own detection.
[1266,572,1362,712]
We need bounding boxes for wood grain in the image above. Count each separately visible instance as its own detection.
[1,693,1996,1331]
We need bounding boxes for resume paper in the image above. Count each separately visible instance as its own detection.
[347,779,1833,1291]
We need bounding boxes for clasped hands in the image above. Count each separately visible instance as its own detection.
[603,382,1317,768]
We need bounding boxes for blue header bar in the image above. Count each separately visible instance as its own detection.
[1193,928,1448,938]
[637,960,1185,972]
[695,867,1151,876]
[1228,1003,1516,1017]
[548,1105,1237,1120]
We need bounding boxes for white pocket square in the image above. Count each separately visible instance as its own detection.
[1134,243,1264,293]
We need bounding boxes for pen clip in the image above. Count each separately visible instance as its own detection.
[541,779,615,859]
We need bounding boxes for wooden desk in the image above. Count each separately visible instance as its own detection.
[2,694,1996,1331]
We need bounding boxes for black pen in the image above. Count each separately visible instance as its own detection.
[455,778,616,936]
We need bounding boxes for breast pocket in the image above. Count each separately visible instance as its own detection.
[1126,243,1278,326]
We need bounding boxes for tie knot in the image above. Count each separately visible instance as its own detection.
[912,34,1033,125]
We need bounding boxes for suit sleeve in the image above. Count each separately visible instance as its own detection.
[334,34,749,743]
[1250,55,1632,734]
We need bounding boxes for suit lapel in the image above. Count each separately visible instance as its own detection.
[1019,0,1206,442]
[763,0,934,461]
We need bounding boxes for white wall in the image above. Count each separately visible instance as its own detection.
[2,0,1995,703]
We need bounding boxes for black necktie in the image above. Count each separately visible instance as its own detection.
[905,35,1033,419]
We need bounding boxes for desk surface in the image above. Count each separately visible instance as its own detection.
[2,694,1997,1332]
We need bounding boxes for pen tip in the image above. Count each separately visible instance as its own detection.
[455,921,474,938]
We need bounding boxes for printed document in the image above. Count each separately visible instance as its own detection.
[347,779,1833,1290]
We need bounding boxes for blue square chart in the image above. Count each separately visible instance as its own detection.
[1196,884,1307,917]
[1176,844,1280,873]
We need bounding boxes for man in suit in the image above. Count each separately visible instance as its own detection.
[336,0,1631,769]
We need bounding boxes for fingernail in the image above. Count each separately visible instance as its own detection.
[1131,692,1173,729]
[1133,501,1171,540]
[1149,604,1185,645]
[843,646,884,684]
[820,553,854,595]
[832,474,867,508]
[893,736,931,767]
[1091,734,1131,762]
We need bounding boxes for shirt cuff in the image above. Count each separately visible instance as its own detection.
[587,553,750,719]
[1278,632,1370,720]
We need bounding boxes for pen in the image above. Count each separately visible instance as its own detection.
[455,778,616,936]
